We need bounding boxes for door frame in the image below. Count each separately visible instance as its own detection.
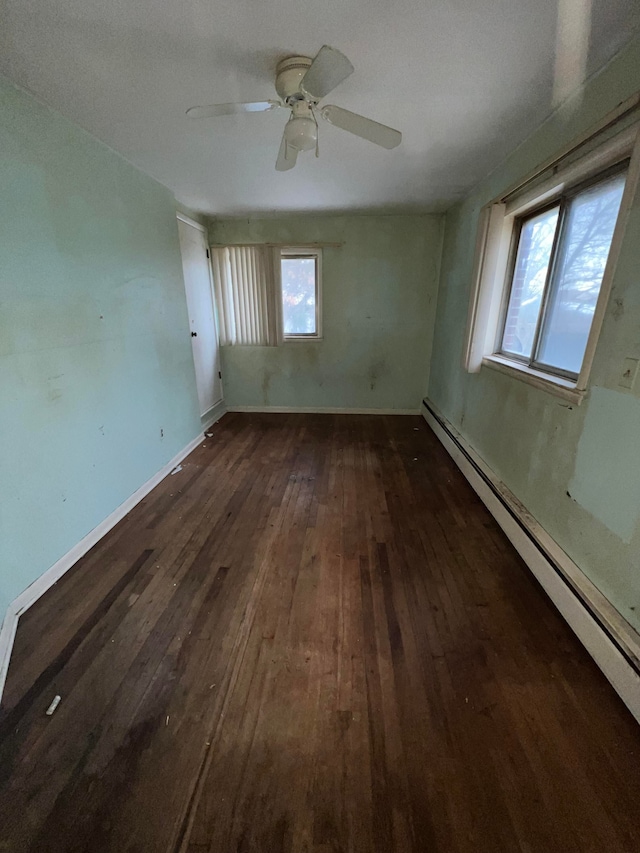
[177,211,207,233]
[177,214,224,416]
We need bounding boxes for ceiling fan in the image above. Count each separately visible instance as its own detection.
[186,45,402,171]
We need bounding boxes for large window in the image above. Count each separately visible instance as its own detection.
[280,249,322,339]
[499,167,627,379]
[463,120,638,402]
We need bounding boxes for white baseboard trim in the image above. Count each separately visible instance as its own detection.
[0,618,19,712]
[202,399,227,429]
[422,399,640,723]
[0,424,216,705]
[227,406,421,415]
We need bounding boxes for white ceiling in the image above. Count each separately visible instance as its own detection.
[1,0,638,216]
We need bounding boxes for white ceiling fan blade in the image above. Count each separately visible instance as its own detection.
[320,105,401,149]
[186,100,281,118]
[300,46,354,100]
[275,132,298,171]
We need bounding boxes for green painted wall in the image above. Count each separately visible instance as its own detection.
[0,76,202,618]
[210,214,443,411]
[428,35,640,631]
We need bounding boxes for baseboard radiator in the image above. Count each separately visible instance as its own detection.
[422,398,640,723]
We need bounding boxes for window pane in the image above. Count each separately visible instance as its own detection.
[536,172,626,375]
[281,257,317,335]
[501,206,560,358]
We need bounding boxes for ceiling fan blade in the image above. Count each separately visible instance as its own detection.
[320,105,401,149]
[275,132,298,171]
[300,45,354,100]
[186,100,281,118]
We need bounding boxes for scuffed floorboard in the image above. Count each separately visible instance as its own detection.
[1,414,639,853]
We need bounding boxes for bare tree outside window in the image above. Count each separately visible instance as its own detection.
[499,167,626,378]
[538,173,626,372]
[502,206,559,358]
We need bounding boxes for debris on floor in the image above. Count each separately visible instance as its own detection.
[45,695,61,716]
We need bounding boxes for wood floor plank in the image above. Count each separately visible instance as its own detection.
[1,413,639,853]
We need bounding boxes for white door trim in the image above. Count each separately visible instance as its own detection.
[176,212,207,233]
[178,217,224,416]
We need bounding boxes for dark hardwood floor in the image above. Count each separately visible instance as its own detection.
[1,413,639,853]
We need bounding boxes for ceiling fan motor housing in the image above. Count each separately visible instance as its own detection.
[275,56,313,101]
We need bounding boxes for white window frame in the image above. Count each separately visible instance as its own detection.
[464,117,640,404]
[279,247,323,342]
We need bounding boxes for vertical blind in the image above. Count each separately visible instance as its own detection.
[211,245,279,345]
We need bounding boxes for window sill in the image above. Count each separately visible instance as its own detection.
[282,336,323,343]
[482,355,585,405]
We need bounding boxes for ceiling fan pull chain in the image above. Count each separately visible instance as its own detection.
[186,45,402,169]
[313,107,320,158]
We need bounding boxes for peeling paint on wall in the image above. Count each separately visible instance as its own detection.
[210,214,443,411]
[0,75,201,617]
[427,34,640,631]
[569,387,640,543]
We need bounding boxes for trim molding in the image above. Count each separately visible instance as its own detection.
[0,421,224,704]
[227,406,421,415]
[422,398,640,723]
[482,355,584,405]
[202,399,227,429]
[176,212,207,233]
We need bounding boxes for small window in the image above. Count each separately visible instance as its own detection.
[280,249,322,340]
[498,166,627,379]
